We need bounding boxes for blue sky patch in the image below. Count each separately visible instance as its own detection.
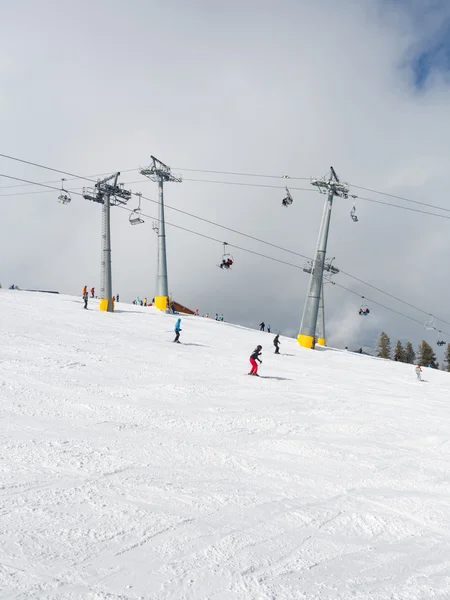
[411,19,450,87]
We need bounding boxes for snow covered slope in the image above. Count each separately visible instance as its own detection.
[1,290,450,600]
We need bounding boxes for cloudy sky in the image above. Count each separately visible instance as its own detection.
[1,0,450,356]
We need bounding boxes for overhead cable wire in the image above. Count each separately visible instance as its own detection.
[172,167,310,181]
[1,168,449,330]
[2,150,450,217]
[115,202,450,338]
[351,183,450,213]
[0,173,450,325]
[331,281,450,336]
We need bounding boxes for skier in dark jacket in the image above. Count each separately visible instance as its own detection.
[259,322,265,332]
[174,318,182,343]
[273,334,280,354]
[249,345,262,376]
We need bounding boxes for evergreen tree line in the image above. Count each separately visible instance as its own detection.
[375,332,450,370]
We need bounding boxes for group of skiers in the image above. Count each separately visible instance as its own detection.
[259,322,271,333]
[82,286,119,309]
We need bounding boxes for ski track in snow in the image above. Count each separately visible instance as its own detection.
[1,291,450,599]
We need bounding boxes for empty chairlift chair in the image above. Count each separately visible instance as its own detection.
[129,192,145,225]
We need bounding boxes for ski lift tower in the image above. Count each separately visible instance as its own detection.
[298,167,348,348]
[302,257,340,346]
[140,156,182,311]
[83,173,131,312]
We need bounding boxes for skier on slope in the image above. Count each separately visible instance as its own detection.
[259,322,265,332]
[273,334,280,354]
[90,287,95,298]
[249,345,263,376]
[83,289,88,309]
[174,318,182,343]
[415,364,422,381]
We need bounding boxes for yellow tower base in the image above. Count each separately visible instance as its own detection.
[154,295,169,311]
[317,338,326,346]
[99,298,114,312]
[297,334,314,348]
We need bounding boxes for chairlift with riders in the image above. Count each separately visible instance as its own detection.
[129,192,144,225]
[58,178,72,205]
[359,297,370,316]
[281,175,293,207]
[219,242,234,270]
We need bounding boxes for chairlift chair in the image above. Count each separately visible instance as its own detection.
[359,298,370,315]
[58,178,72,205]
[129,192,144,225]
[350,202,358,222]
[424,316,436,331]
[281,175,293,207]
[281,188,293,207]
[219,242,234,270]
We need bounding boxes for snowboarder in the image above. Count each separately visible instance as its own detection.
[415,365,422,381]
[174,318,182,343]
[273,334,280,354]
[259,322,265,332]
[83,291,88,309]
[90,287,95,298]
[249,345,262,376]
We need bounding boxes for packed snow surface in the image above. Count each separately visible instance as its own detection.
[1,291,450,600]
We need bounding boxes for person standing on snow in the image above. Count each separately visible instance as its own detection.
[249,345,263,376]
[174,318,182,343]
[90,287,95,298]
[83,290,88,309]
[273,334,280,354]
[415,365,422,381]
[267,325,271,333]
[259,322,265,332]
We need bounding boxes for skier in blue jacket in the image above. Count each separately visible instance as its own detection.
[174,318,182,343]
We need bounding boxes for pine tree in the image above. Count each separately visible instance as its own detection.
[444,344,450,372]
[393,340,405,362]
[417,340,438,368]
[377,332,391,359]
[404,341,416,364]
